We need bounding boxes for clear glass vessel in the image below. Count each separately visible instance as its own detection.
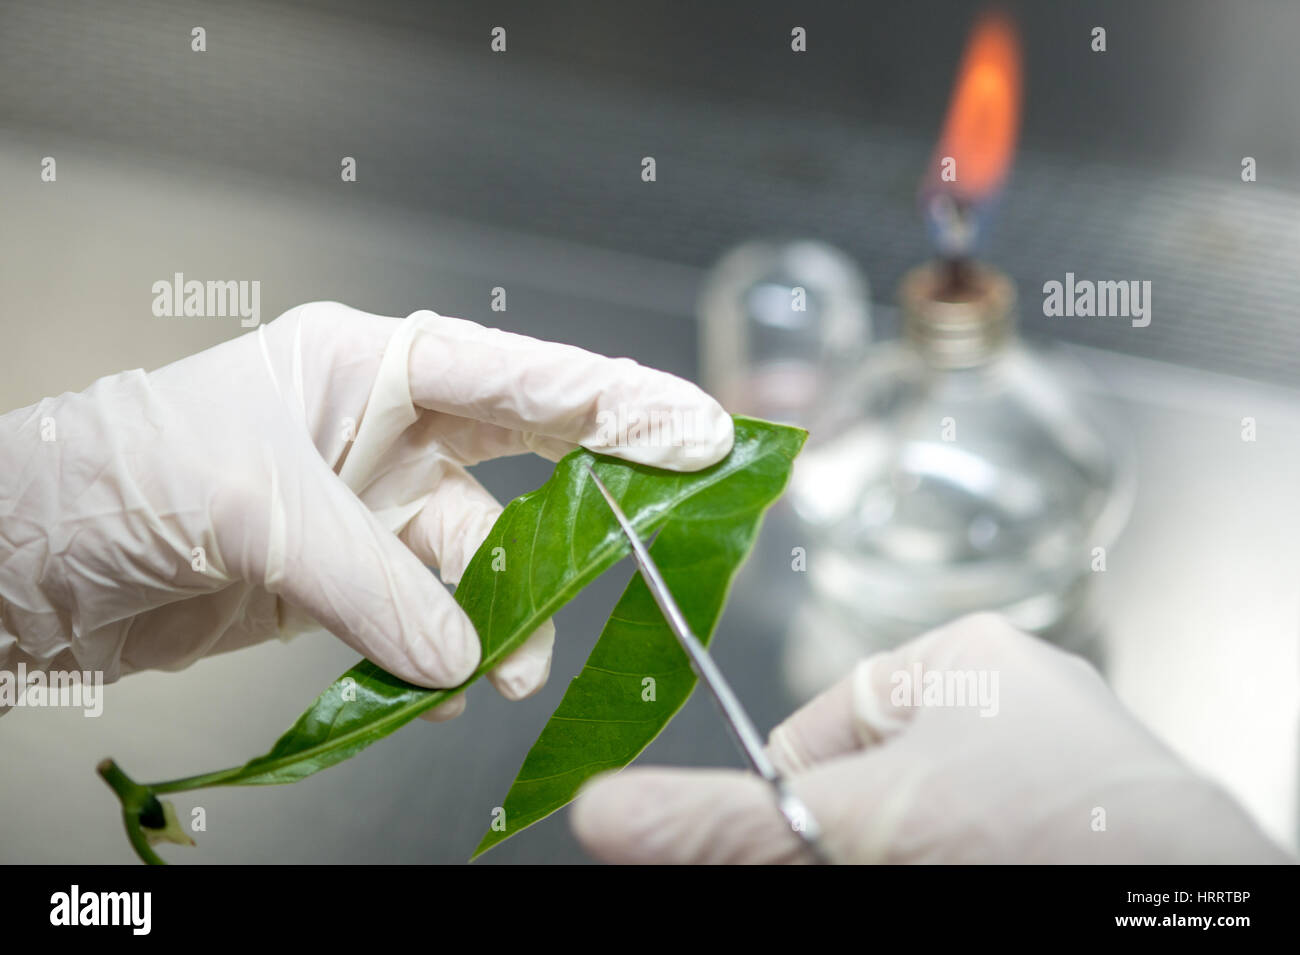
[698,240,871,427]
[790,260,1132,641]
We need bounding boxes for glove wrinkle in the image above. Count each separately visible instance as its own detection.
[1,302,730,700]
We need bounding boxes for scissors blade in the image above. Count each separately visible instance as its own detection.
[583,465,779,781]
[582,464,829,862]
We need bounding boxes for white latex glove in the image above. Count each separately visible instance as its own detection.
[573,613,1292,863]
[0,302,733,718]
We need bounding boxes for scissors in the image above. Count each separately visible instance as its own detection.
[584,465,831,864]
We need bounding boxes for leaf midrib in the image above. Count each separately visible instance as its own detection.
[193,442,788,787]
[471,443,794,855]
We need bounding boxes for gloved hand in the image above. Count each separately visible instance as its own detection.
[573,613,1291,863]
[0,302,732,718]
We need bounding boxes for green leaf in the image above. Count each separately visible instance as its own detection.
[472,418,805,857]
[104,415,804,862]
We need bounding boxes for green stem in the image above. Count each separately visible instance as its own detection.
[149,765,250,795]
[97,758,167,865]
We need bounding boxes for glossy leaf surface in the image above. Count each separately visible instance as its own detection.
[108,416,804,862]
[473,417,805,856]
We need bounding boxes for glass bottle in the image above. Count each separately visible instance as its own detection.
[789,260,1132,643]
[698,240,871,427]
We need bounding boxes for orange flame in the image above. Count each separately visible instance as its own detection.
[930,10,1022,202]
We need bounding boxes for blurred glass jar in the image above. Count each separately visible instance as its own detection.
[789,260,1133,640]
[698,240,871,426]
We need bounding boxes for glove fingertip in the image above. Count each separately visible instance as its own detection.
[391,587,482,689]
[418,694,467,723]
[487,619,556,701]
[662,401,735,472]
[570,771,627,848]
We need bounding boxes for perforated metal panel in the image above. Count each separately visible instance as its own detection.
[3,0,1299,384]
